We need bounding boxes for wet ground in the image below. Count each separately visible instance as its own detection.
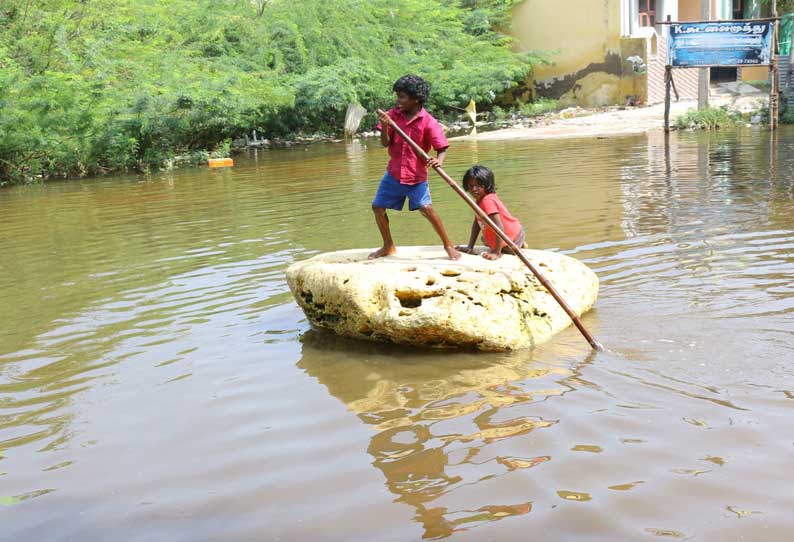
[453,93,769,141]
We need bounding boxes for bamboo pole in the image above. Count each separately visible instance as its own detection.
[698,0,711,110]
[664,15,672,133]
[377,110,604,351]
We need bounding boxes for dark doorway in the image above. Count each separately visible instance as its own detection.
[710,67,738,83]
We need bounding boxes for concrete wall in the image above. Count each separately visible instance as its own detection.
[678,0,739,23]
[678,0,700,21]
[620,37,649,103]
[741,66,770,82]
[510,0,763,106]
[512,0,626,106]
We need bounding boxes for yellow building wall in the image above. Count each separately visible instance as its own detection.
[741,66,768,81]
[678,0,700,21]
[512,0,766,105]
[512,0,622,82]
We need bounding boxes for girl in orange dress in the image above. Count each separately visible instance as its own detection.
[457,165,527,260]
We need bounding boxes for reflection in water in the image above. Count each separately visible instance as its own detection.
[1,127,794,540]
[298,331,587,539]
[345,139,369,182]
[557,490,592,502]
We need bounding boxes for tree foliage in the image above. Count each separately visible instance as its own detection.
[0,0,537,184]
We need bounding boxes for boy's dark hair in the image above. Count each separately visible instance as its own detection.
[393,75,430,104]
[462,165,496,194]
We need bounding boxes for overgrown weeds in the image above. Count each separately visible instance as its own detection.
[519,98,560,117]
[675,106,745,130]
[781,100,794,124]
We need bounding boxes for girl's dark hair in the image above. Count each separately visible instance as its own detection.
[462,165,496,194]
[393,75,429,104]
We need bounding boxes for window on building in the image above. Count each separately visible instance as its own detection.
[639,0,656,26]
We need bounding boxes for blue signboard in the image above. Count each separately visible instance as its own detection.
[667,20,773,67]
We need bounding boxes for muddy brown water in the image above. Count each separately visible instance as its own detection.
[1,128,793,541]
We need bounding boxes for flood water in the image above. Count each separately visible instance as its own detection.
[1,127,793,541]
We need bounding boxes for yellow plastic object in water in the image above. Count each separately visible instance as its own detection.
[465,99,477,124]
[208,158,233,168]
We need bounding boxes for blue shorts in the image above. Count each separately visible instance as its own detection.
[372,171,432,211]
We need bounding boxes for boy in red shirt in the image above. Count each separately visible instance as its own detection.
[370,75,461,261]
[457,165,527,260]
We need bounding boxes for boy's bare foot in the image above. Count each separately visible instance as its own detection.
[444,246,462,261]
[368,246,396,259]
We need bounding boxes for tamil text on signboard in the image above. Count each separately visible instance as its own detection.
[667,21,773,67]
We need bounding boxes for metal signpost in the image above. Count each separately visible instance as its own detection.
[661,17,778,132]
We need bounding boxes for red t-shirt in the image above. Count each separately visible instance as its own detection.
[377,107,448,185]
[477,193,522,251]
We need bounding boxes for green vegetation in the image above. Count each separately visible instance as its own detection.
[762,0,794,12]
[781,101,794,124]
[487,98,558,124]
[519,98,559,117]
[0,0,536,185]
[675,101,776,130]
[744,80,771,93]
[675,107,743,130]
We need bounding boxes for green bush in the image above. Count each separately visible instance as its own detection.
[743,79,771,93]
[781,99,794,124]
[0,0,540,184]
[674,107,742,130]
[210,139,232,160]
[519,98,559,117]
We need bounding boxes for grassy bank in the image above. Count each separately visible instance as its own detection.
[674,104,771,130]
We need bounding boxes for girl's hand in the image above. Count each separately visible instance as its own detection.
[456,245,474,254]
[427,156,441,169]
[482,251,501,260]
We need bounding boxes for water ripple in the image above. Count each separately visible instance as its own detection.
[2,130,794,540]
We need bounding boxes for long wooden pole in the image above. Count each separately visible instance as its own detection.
[698,0,711,110]
[378,109,604,351]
